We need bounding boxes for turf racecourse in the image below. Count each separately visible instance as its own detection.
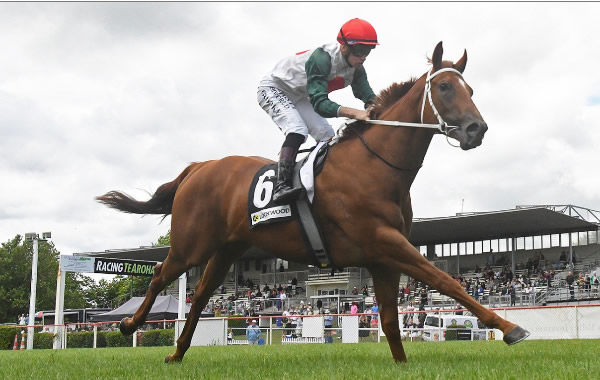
[1,340,598,380]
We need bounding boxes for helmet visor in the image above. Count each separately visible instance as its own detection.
[349,44,373,58]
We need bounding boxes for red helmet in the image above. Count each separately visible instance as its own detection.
[337,18,379,46]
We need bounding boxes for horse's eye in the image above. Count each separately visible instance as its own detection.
[440,82,450,91]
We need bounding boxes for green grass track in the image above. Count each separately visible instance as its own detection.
[1,339,598,380]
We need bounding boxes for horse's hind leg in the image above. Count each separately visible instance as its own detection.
[120,252,188,335]
[370,268,406,362]
[165,244,244,363]
[374,227,529,344]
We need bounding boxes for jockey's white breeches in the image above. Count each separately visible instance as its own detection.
[257,86,335,143]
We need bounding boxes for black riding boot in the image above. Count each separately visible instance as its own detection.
[272,146,302,204]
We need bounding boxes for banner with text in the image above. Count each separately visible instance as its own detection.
[60,255,158,276]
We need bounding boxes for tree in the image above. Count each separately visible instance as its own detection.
[157,230,170,246]
[0,235,94,323]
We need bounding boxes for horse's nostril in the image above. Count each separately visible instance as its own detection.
[466,122,486,136]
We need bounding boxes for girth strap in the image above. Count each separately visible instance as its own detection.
[292,162,332,268]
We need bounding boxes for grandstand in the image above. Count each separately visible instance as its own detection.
[78,204,599,314]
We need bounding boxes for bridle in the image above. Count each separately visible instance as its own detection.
[366,67,465,138]
[344,66,466,171]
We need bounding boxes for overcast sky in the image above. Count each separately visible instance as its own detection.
[1,2,599,259]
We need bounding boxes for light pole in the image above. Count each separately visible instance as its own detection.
[24,231,51,350]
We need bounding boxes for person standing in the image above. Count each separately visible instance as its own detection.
[510,284,516,307]
[258,18,379,203]
[566,271,575,301]
[246,320,261,345]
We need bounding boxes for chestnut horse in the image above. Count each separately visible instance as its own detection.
[97,42,529,363]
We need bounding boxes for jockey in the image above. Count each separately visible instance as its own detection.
[258,18,379,204]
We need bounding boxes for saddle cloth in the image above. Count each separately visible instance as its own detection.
[247,141,332,268]
[247,140,330,229]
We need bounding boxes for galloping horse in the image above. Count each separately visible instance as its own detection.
[97,42,529,363]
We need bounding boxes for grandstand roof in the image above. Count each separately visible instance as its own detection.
[77,206,598,262]
[409,206,598,246]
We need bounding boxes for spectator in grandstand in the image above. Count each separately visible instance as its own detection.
[324,309,333,332]
[417,304,426,328]
[295,314,303,336]
[509,284,516,306]
[402,307,411,328]
[358,314,369,337]
[279,290,287,310]
[290,311,299,336]
[316,299,323,314]
[350,302,358,314]
[282,309,291,334]
[246,320,261,345]
[419,288,428,305]
[455,304,463,315]
[566,271,575,300]
[214,302,223,317]
[352,286,359,295]
[578,273,585,292]
[583,274,591,295]
[362,285,369,296]
[370,302,379,330]
[592,271,599,296]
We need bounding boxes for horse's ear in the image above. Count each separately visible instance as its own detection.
[454,49,467,73]
[432,41,443,71]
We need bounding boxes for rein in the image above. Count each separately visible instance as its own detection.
[366,67,464,135]
[354,129,422,172]
[346,67,465,170]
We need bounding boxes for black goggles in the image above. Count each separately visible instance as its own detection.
[348,44,373,57]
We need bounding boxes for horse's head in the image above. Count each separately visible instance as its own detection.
[425,42,488,150]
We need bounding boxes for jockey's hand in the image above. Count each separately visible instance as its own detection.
[339,106,370,121]
[354,110,370,121]
[366,104,376,119]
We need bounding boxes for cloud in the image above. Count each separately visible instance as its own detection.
[0,2,599,259]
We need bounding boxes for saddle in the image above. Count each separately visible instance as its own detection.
[247,141,333,268]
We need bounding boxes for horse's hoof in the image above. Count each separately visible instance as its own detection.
[165,354,182,364]
[503,325,530,345]
[119,317,135,336]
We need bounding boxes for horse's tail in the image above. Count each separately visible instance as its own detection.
[96,164,197,217]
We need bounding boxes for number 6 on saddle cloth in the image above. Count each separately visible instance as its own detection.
[247,141,331,268]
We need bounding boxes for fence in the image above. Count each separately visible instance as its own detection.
[5,304,599,350]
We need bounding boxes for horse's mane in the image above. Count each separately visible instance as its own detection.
[337,78,417,143]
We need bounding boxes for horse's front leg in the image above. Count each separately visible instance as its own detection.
[370,268,406,362]
[120,254,187,335]
[373,226,529,344]
[165,250,239,363]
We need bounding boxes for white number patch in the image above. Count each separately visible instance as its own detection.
[253,169,275,209]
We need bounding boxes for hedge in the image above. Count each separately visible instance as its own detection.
[227,316,249,337]
[0,327,19,350]
[140,329,173,347]
[1,328,175,349]
[34,332,54,349]
[105,331,133,347]
[65,331,107,348]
